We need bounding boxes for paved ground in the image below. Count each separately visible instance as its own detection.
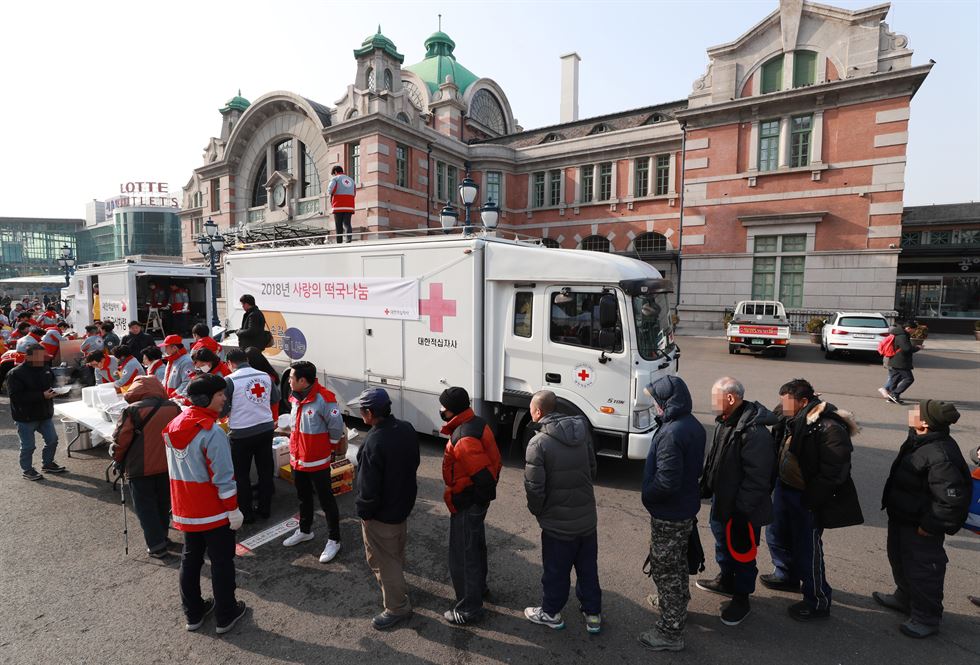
[1,336,978,665]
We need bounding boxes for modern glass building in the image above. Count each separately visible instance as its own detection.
[76,206,182,263]
[0,217,82,278]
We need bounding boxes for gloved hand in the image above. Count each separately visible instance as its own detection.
[227,508,244,531]
[107,443,118,458]
[727,512,755,558]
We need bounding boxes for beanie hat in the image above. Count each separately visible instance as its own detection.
[186,374,228,400]
[920,400,960,430]
[439,387,470,414]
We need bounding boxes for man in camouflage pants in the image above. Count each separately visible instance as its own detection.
[639,376,705,651]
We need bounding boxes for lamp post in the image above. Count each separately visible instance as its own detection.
[439,201,459,234]
[458,173,479,235]
[437,167,501,235]
[56,244,76,317]
[197,217,224,327]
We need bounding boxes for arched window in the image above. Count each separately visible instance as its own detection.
[470,89,507,134]
[301,143,320,198]
[404,81,425,110]
[366,67,376,91]
[541,132,565,144]
[396,112,411,124]
[633,232,668,257]
[274,139,292,174]
[643,113,666,125]
[581,235,610,252]
[761,55,784,94]
[589,123,612,135]
[540,238,560,248]
[347,109,359,120]
[793,50,817,87]
[251,161,267,207]
[383,69,393,91]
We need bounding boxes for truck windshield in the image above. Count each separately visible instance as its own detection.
[632,293,674,360]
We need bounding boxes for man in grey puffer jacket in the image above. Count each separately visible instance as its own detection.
[523,390,602,634]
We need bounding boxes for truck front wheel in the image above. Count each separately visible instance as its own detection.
[728,344,738,354]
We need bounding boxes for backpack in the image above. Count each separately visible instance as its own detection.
[877,334,896,357]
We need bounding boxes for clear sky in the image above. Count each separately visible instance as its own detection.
[1,0,976,219]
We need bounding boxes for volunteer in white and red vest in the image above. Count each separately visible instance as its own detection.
[85,350,118,385]
[163,374,247,635]
[281,360,347,565]
[222,348,279,524]
[326,165,356,244]
[112,345,145,393]
[161,334,194,401]
[40,321,70,360]
[141,345,166,383]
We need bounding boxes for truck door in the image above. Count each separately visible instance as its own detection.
[502,289,542,395]
[542,286,630,433]
[362,255,404,380]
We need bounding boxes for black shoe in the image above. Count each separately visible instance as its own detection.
[760,574,800,593]
[216,601,248,635]
[721,596,751,626]
[444,608,484,626]
[696,575,735,597]
[242,514,256,525]
[148,547,171,559]
[886,393,903,405]
[185,598,215,631]
[41,462,67,474]
[372,610,411,631]
[788,600,830,622]
[22,468,44,481]
[872,591,910,614]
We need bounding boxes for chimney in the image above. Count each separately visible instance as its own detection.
[560,52,580,123]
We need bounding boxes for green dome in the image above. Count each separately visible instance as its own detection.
[354,25,405,64]
[220,90,250,114]
[404,30,479,95]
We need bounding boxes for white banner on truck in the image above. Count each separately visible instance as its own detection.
[233,277,420,320]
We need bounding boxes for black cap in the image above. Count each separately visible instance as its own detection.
[347,387,391,411]
[186,374,228,400]
[920,400,960,430]
[439,387,470,414]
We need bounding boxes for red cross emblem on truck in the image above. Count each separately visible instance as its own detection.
[578,369,590,382]
[419,283,457,333]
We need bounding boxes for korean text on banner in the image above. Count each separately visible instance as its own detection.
[233,277,420,321]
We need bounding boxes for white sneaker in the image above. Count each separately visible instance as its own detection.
[283,529,314,547]
[319,539,341,563]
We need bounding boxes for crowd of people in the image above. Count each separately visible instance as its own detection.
[2,292,977,644]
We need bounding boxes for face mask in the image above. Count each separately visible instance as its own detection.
[195,364,210,373]
[439,409,453,422]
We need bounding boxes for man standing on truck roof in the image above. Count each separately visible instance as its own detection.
[327,165,356,244]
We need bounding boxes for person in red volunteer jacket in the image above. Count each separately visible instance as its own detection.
[163,374,248,634]
[437,387,502,625]
[112,345,145,392]
[191,323,222,355]
[40,321,71,359]
[85,350,118,385]
[162,334,195,400]
[191,347,230,377]
[281,361,347,564]
[327,165,356,243]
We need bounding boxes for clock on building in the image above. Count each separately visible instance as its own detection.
[273,184,286,207]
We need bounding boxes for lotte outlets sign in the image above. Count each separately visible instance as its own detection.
[105,180,179,214]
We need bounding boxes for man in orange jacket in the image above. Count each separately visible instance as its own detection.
[438,387,501,625]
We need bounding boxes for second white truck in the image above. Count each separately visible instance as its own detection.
[726,300,791,357]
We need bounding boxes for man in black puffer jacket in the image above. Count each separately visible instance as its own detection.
[696,377,777,626]
[880,321,920,405]
[873,400,971,639]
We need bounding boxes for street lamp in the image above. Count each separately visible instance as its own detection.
[197,217,223,327]
[439,201,458,234]
[56,244,76,287]
[480,198,500,231]
[458,174,479,235]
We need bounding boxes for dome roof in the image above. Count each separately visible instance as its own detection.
[353,26,405,63]
[404,30,479,95]
[220,90,250,114]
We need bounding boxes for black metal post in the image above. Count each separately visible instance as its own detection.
[208,246,220,328]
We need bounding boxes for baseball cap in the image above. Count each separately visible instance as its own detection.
[161,334,184,347]
[347,387,392,411]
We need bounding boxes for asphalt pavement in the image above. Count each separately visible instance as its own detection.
[0,336,978,664]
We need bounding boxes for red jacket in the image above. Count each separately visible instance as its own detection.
[289,381,345,471]
[440,409,502,513]
[191,336,221,354]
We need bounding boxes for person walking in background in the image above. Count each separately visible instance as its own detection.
[350,388,420,630]
[163,374,247,634]
[142,345,166,383]
[161,335,194,400]
[110,375,181,558]
[235,295,267,350]
[874,400,971,639]
[112,345,145,393]
[327,165,356,244]
[122,320,155,358]
[879,321,921,405]
[6,341,66,480]
[437,387,501,626]
[696,377,777,626]
[638,375,705,652]
[522,390,602,634]
[100,321,120,353]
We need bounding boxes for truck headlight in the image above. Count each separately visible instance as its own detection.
[633,406,655,430]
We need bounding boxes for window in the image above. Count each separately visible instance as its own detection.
[781,234,806,252]
[486,171,501,205]
[447,165,459,202]
[928,230,951,245]
[581,235,610,252]
[548,170,562,207]
[532,172,545,208]
[761,55,783,94]
[251,161,267,207]
[752,257,776,299]
[550,291,622,352]
[210,178,220,211]
[191,217,203,237]
[301,143,321,198]
[383,69,393,91]
[349,143,360,184]
[274,139,292,174]
[753,233,807,306]
[779,256,805,307]
[470,89,507,134]
[580,166,594,203]
[900,231,921,247]
[793,51,817,88]
[790,114,812,168]
[954,229,980,245]
[634,158,649,197]
[404,81,425,110]
[395,144,408,188]
[514,292,533,338]
[633,232,667,256]
[396,112,411,124]
[598,162,613,201]
[759,120,780,172]
[436,162,447,201]
[191,191,203,208]
[541,133,564,143]
[655,155,670,196]
[366,67,375,91]
[589,124,611,135]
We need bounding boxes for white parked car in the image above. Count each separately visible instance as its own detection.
[821,312,891,359]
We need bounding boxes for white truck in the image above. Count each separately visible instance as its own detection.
[222,234,678,459]
[726,300,792,357]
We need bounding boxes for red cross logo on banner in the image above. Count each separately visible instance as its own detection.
[419,283,457,333]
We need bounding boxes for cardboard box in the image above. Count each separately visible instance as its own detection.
[278,460,355,496]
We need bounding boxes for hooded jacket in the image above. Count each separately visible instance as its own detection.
[111,376,181,479]
[887,325,919,370]
[524,413,597,539]
[881,429,971,535]
[163,406,238,532]
[641,375,706,521]
[441,408,502,513]
[701,401,778,526]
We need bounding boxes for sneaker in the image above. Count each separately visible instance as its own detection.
[22,468,43,481]
[696,574,735,597]
[185,598,215,631]
[872,591,910,614]
[886,393,901,405]
[372,610,411,631]
[760,574,800,593]
[969,595,980,608]
[899,619,939,639]
[148,547,171,560]
[646,594,659,609]
[215,601,248,635]
[282,529,314,547]
[720,596,751,626]
[638,629,684,652]
[787,600,830,622]
[524,607,565,629]
[319,539,341,563]
[583,612,602,634]
[41,462,67,474]
[444,608,484,626]
[877,387,890,400]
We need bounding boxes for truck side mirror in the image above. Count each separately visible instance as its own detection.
[599,294,618,329]
[598,329,618,350]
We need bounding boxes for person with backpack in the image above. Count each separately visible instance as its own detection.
[878,321,921,405]
[109,375,182,558]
